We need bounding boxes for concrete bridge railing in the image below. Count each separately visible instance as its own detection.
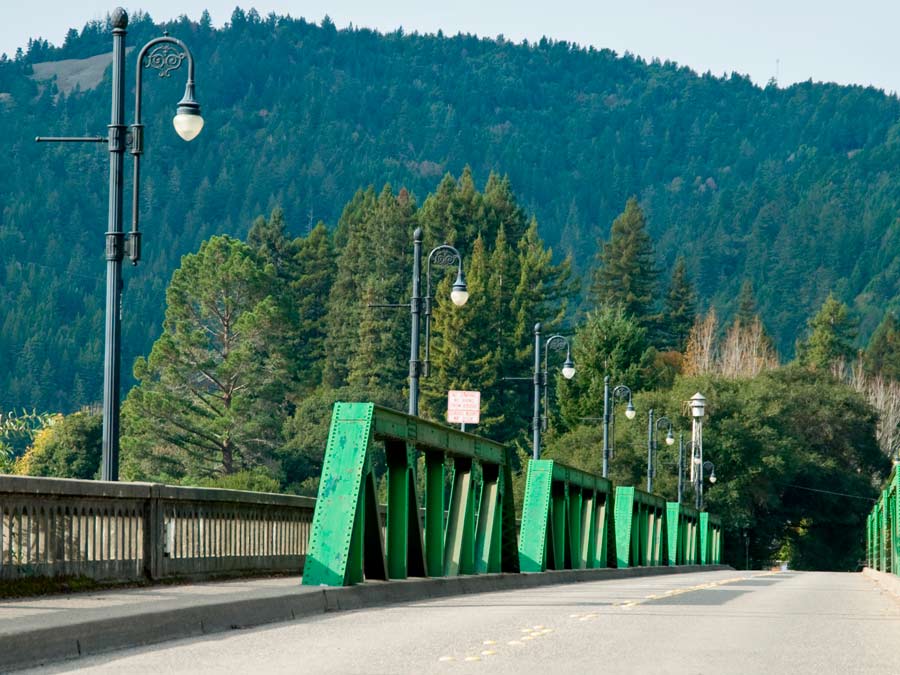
[0,475,315,583]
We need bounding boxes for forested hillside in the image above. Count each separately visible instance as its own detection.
[3,8,900,413]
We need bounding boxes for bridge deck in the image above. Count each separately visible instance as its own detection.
[12,570,900,673]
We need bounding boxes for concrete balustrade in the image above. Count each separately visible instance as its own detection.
[0,475,315,583]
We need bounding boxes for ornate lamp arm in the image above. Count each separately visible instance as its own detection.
[127,36,199,264]
[423,244,464,376]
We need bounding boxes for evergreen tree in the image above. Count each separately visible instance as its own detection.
[556,305,657,429]
[737,280,758,326]
[324,186,414,389]
[662,256,696,351]
[797,293,858,369]
[293,222,336,390]
[864,312,900,380]
[247,207,296,279]
[419,176,575,445]
[122,236,290,481]
[322,188,378,387]
[247,208,305,389]
[590,197,659,332]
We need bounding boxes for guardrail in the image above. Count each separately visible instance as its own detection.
[867,467,898,574]
[302,402,519,587]
[0,475,314,583]
[517,459,614,572]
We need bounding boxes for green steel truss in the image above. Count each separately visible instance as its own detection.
[614,487,667,568]
[700,512,723,565]
[302,402,519,586]
[665,503,701,566]
[517,460,614,572]
[866,468,899,575]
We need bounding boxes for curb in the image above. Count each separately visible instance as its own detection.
[2,564,731,672]
[862,566,900,600]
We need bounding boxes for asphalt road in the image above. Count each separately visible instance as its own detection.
[26,569,900,674]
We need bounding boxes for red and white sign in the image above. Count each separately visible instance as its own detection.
[447,390,481,425]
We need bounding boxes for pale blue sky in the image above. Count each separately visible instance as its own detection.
[3,1,898,94]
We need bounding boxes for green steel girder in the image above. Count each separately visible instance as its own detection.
[614,486,667,568]
[303,402,518,587]
[666,503,700,566]
[518,460,613,573]
[371,406,505,465]
[890,468,900,576]
[698,512,723,565]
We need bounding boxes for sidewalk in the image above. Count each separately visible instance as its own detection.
[0,565,730,672]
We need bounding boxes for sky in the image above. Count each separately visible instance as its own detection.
[2,1,899,94]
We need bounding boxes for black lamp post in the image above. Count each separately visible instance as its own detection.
[36,8,204,481]
[408,227,468,416]
[646,410,674,493]
[602,377,635,478]
[531,324,575,460]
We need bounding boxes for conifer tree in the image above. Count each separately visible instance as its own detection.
[323,186,414,389]
[247,207,297,279]
[590,197,659,332]
[662,256,696,351]
[737,279,758,326]
[293,222,335,390]
[556,306,657,429]
[797,293,858,369]
[323,188,378,387]
[122,236,289,480]
[864,311,900,380]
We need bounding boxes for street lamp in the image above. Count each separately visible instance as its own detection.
[646,410,674,493]
[408,227,468,416]
[35,8,204,481]
[531,323,575,460]
[602,376,635,478]
[691,452,717,509]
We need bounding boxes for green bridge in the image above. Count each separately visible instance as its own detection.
[867,465,899,575]
[304,402,722,587]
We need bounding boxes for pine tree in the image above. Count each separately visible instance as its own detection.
[322,188,378,387]
[797,293,858,369]
[247,208,305,389]
[590,197,659,332]
[293,222,335,390]
[737,280,758,326]
[864,311,900,380]
[662,256,696,351]
[323,186,414,389]
[247,207,297,278]
[122,236,289,480]
[556,306,657,429]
